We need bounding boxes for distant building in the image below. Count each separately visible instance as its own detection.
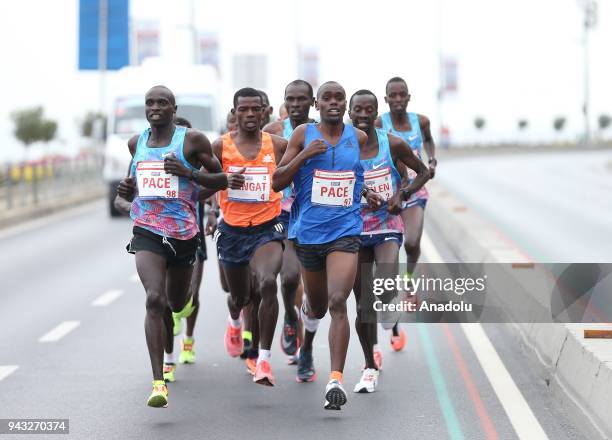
[133,20,160,65]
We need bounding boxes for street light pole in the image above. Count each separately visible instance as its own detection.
[578,0,597,146]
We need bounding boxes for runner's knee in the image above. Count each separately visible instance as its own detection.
[145,290,166,314]
[281,270,300,296]
[328,292,348,317]
[257,275,278,300]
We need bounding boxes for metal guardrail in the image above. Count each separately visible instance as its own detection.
[0,153,104,212]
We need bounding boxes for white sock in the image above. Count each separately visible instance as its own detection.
[373,344,380,353]
[229,315,242,329]
[301,304,320,333]
[164,351,175,364]
[257,349,271,365]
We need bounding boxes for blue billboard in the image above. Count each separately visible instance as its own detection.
[79,0,130,70]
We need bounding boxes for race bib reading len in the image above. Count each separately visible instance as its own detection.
[227,166,271,203]
[311,169,355,207]
[362,167,393,204]
[136,161,179,199]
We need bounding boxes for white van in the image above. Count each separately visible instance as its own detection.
[103,60,220,216]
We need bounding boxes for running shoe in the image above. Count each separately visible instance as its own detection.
[390,325,407,352]
[353,368,379,393]
[245,357,257,376]
[172,315,182,337]
[374,348,383,370]
[172,297,195,320]
[224,320,243,358]
[147,380,168,408]
[296,349,316,383]
[240,331,252,360]
[179,338,195,364]
[163,363,176,383]
[324,379,347,410]
[253,360,275,386]
[280,317,299,356]
[286,352,299,365]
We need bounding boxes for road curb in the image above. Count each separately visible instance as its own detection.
[0,187,105,230]
[427,180,612,440]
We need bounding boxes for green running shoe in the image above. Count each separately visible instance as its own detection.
[147,380,168,408]
[179,338,196,364]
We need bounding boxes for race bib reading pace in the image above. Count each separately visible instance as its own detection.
[227,166,270,202]
[311,169,355,208]
[136,161,179,199]
[361,167,393,204]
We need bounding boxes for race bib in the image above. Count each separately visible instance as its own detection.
[362,167,393,204]
[227,166,270,203]
[311,169,355,207]
[136,161,179,199]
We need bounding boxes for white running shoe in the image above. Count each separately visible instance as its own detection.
[353,368,379,393]
[324,379,347,410]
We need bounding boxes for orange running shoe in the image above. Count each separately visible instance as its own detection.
[224,320,243,358]
[245,358,257,376]
[253,360,275,386]
[391,326,407,352]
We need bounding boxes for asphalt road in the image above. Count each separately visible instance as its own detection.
[0,199,588,440]
[436,149,612,263]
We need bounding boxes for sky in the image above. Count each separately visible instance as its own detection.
[0,0,610,161]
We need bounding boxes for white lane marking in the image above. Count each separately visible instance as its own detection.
[422,230,549,440]
[38,321,81,343]
[0,365,18,381]
[92,289,123,307]
[130,273,139,282]
[0,200,104,240]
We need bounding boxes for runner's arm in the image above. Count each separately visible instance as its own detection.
[374,116,383,129]
[116,136,139,202]
[188,129,227,189]
[389,134,429,200]
[270,134,288,165]
[419,114,437,179]
[198,137,225,200]
[272,124,310,192]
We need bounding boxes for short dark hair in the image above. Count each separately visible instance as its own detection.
[174,116,192,128]
[385,77,408,94]
[284,79,314,98]
[316,81,345,99]
[349,89,378,110]
[233,87,263,108]
[147,85,176,105]
[258,90,270,106]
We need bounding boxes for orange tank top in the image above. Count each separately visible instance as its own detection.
[218,132,281,227]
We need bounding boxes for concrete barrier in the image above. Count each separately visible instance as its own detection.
[427,180,612,440]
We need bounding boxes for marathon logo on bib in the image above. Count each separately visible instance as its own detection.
[136,161,179,199]
[227,166,270,203]
[311,169,355,208]
[362,167,393,204]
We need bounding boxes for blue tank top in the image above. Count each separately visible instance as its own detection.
[129,126,200,239]
[381,112,423,159]
[289,123,363,244]
[360,129,403,234]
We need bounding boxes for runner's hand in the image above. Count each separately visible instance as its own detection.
[205,212,218,235]
[300,139,328,160]
[227,167,246,189]
[365,191,383,211]
[387,192,402,215]
[117,177,135,201]
[164,154,190,178]
[428,158,437,179]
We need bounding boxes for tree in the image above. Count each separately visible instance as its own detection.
[80,111,107,139]
[10,106,57,146]
[518,119,529,130]
[474,117,486,131]
[598,114,611,131]
[553,116,566,132]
